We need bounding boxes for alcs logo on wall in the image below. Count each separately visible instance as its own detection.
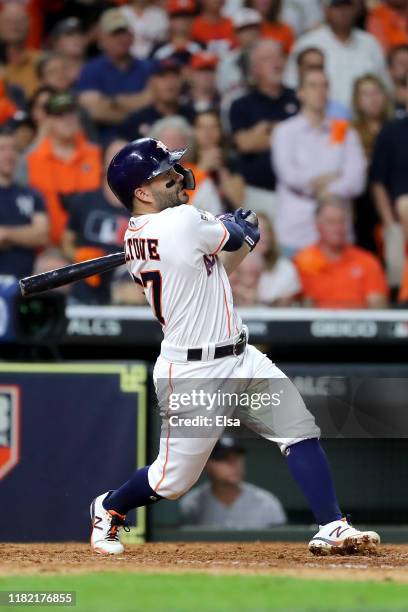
[0,386,20,479]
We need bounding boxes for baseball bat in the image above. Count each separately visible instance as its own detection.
[20,251,126,297]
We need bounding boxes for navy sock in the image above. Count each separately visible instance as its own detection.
[286,438,342,526]
[103,466,163,515]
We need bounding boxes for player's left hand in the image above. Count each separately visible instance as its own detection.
[233,208,260,251]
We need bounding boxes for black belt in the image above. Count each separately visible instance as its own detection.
[187,330,247,361]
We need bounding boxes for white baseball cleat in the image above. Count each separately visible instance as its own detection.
[309,517,380,556]
[90,492,129,555]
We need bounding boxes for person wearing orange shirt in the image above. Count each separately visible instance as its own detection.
[23,92,102,245]
[247,0,294,55]
[191,0,235,56]
[366,0,408,54]
[294,199,389,309]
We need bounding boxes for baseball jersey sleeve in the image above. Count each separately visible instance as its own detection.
[180,205,230,256]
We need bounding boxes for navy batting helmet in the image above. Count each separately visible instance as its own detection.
[107,137,195,210]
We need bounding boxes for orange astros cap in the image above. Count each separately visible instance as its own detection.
[189,51,218,70]
[167,0,196,16]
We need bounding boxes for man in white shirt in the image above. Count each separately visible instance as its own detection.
[216,8,262,107]
[281,0,324,37]
[284,0,390,108]
[272,67,366,256]
[121,0,169,59]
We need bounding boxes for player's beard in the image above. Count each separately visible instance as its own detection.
[154,184,190,210]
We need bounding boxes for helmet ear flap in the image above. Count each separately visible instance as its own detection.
[174,163,196,190]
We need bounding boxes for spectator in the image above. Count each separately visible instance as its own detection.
[296,47,351,119]
[388,44,408,118]
[257,212,301,306]
[0,2,42,99]
[150,115,223,215]
[294,199,388,309]
[352,74,392,252]
[9,112,36,153]
[26,86,54,148]
[272,68,366,256]
[152,0,202,67]
[32,248,71,296]
[281,0,323,37]
[37,53,73,93]
[193,110,245,209]
[229,39,299,218]
[32,246,68,273]
[23,92,102,245]
[37,54,97,143]
[284,0,390,109]
[229,250,264,306]
[191,0,235,57]
[216,8,262,105]
[246,0,294,55]
[0,125,48,279]
[371,78,408,285]
[366,0,408,54]
[121,0,169,59]
[76,8,154,145]
[120,59,194,140]
[180,437,287,528]
[188,51,220,113]
[48,17,88,86]
[61,140,130,305]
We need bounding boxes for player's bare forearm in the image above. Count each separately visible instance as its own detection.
[219,243,251,275]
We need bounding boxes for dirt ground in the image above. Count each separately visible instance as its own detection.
[1,543,408,582]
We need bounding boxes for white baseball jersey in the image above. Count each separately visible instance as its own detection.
[124,204,242,347]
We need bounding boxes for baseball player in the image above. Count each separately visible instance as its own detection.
[90,138,380,556]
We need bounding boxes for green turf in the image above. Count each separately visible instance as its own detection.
[0,573,407,612]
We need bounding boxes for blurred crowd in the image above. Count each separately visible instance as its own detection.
[0,0,407,309]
